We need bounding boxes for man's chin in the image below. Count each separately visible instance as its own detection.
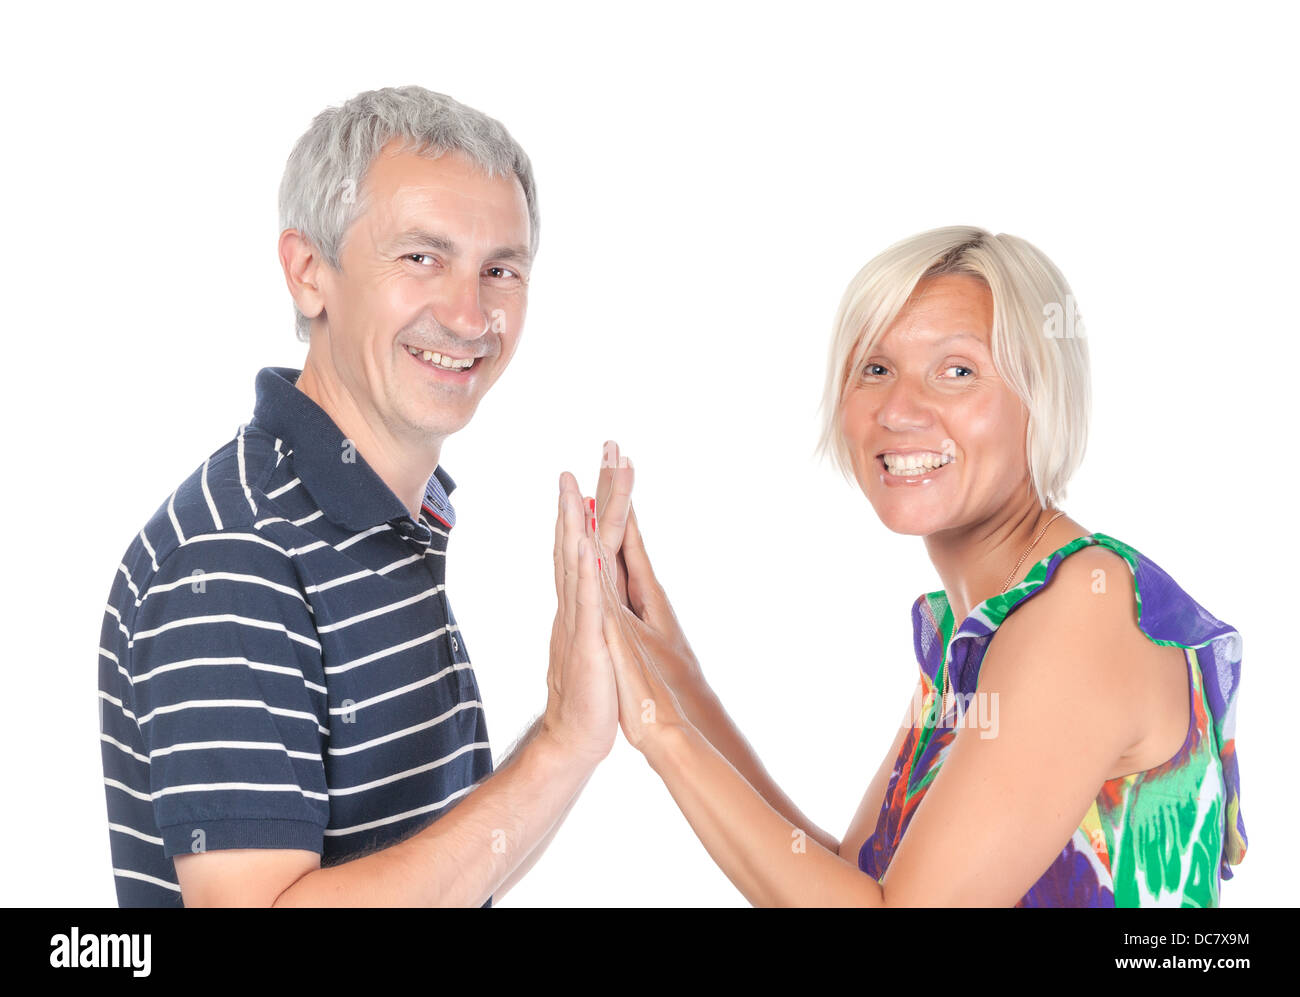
[410,419,469,442]
[406,408,474,441]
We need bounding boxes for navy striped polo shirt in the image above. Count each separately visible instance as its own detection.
[98,366,494,906]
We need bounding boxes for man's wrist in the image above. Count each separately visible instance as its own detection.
[533,720,605,782]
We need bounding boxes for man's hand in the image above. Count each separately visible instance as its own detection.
[542,471,619,765]
[178,469,629,908]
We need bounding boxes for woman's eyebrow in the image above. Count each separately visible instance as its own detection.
[872,332,986,355]
[930,331,986,347]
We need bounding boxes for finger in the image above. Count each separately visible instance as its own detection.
[615,542,630,610]
[593,442,631,607]
[596,444,634,562]
[583,492,599,577]
[553,474,566,602]
[622,503,659,619]
[600,562,650,704]
[574,535,606,663]
[595,440,619,520]
[561,473,582,634]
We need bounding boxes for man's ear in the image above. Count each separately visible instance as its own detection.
[278,228,327,325]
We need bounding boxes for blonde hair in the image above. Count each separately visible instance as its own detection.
[816,226,1090,509]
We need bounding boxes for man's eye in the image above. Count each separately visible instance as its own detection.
[484,265,519,280]
[407,253,436,266]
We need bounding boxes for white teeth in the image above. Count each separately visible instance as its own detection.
[406,345,475,370]
[882,452,953,476]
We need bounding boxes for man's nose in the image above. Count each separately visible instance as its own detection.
[431,271,491,340]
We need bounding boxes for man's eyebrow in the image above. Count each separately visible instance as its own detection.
[389,228,531,263]
[389,229,457,253]
[488,245,532,265]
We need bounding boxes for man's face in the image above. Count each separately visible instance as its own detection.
[314,140,532,444]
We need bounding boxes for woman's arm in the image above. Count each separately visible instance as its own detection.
[672,672,842,854]
[594,456,915,862]
[837,684,917,862]
[602,500,839,852]
[601,546,1149,906]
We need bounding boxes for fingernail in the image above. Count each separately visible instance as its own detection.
[597,557,602,571]
[619,456,629,469]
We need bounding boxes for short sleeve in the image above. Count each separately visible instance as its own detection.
[125,534,330,859]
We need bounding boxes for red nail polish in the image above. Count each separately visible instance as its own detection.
[598,557,602,571]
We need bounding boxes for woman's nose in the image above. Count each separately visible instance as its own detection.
[877,379,934,431]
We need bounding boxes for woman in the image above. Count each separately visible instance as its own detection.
[583,226,1246,907]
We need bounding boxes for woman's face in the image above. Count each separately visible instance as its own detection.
[840,273,1034,537]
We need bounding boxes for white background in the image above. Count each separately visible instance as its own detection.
[2,0,1292,907]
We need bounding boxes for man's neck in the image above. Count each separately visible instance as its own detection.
[294,359,439,521]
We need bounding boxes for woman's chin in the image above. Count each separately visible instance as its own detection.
[866,496,951,537]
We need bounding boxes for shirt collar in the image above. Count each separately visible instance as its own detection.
[249,366,457,532]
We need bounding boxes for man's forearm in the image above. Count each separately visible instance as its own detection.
[494,767,592,902]
[491,714,591,903]
[272,728,595,907]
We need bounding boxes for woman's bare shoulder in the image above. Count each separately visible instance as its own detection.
[990,543,1180,767]
[1016,544,1140,636]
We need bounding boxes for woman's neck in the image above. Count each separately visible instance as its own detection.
[923,501,1086,624]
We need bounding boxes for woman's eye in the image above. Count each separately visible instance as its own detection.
[944,365,974,378]
[862,363,888,377]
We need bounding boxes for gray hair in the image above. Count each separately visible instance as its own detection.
[278,85,540,342]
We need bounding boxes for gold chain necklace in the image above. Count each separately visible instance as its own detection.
[940,510,1067,711]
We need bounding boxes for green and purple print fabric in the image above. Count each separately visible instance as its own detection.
[858,533,1246,907]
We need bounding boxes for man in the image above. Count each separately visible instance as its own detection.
[98,86,632,906]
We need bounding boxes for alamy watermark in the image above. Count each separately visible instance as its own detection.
[904,682,1000,739]
[49,927,150,977]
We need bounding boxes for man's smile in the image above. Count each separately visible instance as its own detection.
[401,342,483,378]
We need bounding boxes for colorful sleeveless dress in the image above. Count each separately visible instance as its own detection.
[858,532,1247,906]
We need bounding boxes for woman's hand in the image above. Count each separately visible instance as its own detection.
[614,501,708,695]
[594,440,634,608]
[596,553,693,757]
[594,441,705,697]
